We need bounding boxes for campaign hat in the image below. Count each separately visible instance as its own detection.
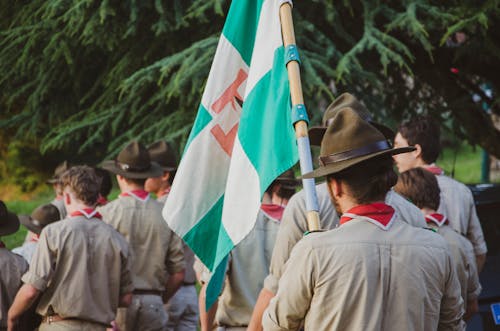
[102,141,163,179]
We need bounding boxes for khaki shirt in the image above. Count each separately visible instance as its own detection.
[431,224,481,303]
[217,211,280,327]
[436,175,487,255]
[0,248,29,328]
[22,215,133,324]
[99,195,185,290]
[263,183,426,294]
[263,217,465,331]
[159,193,196,284]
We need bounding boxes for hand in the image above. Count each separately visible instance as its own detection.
[7,316,18,331]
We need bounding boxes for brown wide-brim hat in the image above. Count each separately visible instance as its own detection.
[309,93,395,146]
[18,203,61,235]
[147,141,178,171]
[0,200,20,236]
[275,169,301,190]
[102,141,163,179]
[46,161,70,184]
[303,107,415,179]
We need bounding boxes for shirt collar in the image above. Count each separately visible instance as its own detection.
[260,204,285,222]
[340,202,396,230]
[70,208,102,220]
[30,234,40,242]
[423,164,444,175]
[120,189,150,202]
[425,213,448,227]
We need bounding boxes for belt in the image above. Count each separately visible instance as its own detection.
[133,289,163,296]
[183,282,196,286]
[42,314,111,328]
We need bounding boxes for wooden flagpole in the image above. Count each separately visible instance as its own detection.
[279,2,321,231]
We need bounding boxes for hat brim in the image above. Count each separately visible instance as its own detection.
[101,160,164,179]
[308,126,326,146]
[159,166,177,172]
[302,146,416,179]
[45,178,59,185]
[18,215,42,235]
[0,211,20,236]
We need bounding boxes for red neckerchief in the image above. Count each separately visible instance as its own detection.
[425,213,448,227]
[120,189,150,202]
[340,203,396,230]
[96,195,108,206]
[157,187,171,199]
[424,164,444,176]
[70,208,102,220]
[30,234,40,243]
[261,204,285,222]
[0,241,5,248]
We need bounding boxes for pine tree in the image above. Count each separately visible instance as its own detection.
[1,0,499,160]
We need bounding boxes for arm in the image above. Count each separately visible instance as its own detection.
[475,254,486,273]
[248,288,275,331]
[466,192,487,272]
[438,251,466,331]
[199,282,218,331]
[163,269,185,303]
[262,240,316,331]
[465,243,481,321]
[7,284,41,331]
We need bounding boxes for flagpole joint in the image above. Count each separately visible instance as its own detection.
[291,104,309,125]
[285,44,301,66]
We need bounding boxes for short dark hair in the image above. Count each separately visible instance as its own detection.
[398,116,441,164]
[123,177,146,187]
[266,181,296,201]
[60,166,100,206]
[326,156,397,204]
[93,167,112,198]
[394,167,440,210]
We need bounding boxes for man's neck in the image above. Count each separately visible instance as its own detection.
[155,183,171,197]
[119,182,144,193]
[420,207,437,216]
[66,201,94,214]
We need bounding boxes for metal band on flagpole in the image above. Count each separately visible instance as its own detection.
[279,2,321,231]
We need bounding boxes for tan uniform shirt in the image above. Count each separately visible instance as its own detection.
[21,215,133,324]
[0,248,29,328]
[99,194,185,291]
[263,183,426,293]
[430,222,481,303]
[436,175,487,255]
[263,217,465,331]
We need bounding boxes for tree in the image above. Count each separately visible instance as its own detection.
[1,0,499,162]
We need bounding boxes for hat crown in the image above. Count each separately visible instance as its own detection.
[322,93,372,126]
[147,141,178,170]
[32,204,60,227]
[116,141,152,171]
[320,108,386,158]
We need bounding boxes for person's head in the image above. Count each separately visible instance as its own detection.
[93,167,112,199]
[394,167,440,212]
[393,116,441,172]
[60,165,100,211]
[308,93,395,146]
[145,141,178,194]
[102,141,163,192]
[303,107,414,214]
[0,200,20,238]
[19,204,61,235]
[265,169,300,205]
[46,161,70,197]
[326,156,397,215]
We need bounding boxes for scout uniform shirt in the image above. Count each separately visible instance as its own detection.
[425,213,482,305]
[50,197,67,220]
[425,165,487,256]
[263,182,427,294]
[197,206,282,328]
[263,203,465,331]
[98,190,185,292]
[0,242,29,329]
[21,209,133,325]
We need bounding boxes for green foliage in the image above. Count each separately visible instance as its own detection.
[0,0,499,162]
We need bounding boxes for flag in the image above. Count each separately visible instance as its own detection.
[163,0,298,306]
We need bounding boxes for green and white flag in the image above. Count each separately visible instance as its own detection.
[163,0,297,305]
